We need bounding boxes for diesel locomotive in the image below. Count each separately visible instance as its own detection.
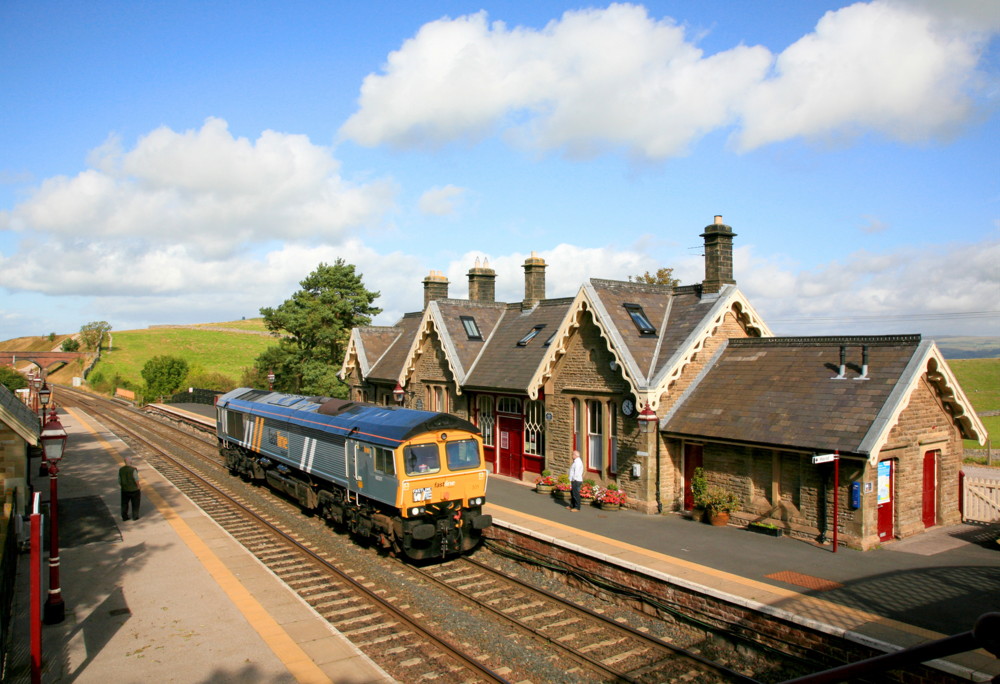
[215,388,492,560]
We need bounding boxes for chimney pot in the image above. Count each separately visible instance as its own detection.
[422,270,449,309]
[468,258,496,303]
[701,215,736,294]
[522,252,547,309]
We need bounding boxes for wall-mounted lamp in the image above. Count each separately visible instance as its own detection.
[637,403,658,434]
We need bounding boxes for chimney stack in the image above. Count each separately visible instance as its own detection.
[467,257,497,303]
[701,215,736,295]
[422,270,449,309]
[522,252,547,310]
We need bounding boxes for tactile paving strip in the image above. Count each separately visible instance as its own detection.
[765,570,844,592]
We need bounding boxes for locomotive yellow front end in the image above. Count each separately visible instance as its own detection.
[397,429,492,559]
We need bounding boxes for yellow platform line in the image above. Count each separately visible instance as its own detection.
[66,407,332,684]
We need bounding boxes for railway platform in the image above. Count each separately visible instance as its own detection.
[7,401,998,682]
[4,406,393,683]
[156,402,1000,681]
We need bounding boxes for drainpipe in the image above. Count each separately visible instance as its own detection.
[655,434,662,514]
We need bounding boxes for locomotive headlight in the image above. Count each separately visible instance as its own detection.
[409,507,424,516]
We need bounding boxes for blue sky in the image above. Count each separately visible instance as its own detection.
[2,0,998,342]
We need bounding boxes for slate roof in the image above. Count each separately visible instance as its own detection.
[464,298,574,392]
[660,335,978,457]
[363,313,424,383]
[431,299,507,385]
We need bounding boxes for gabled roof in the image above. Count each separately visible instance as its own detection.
[529,281,771,405]
[660,335,987,465]
[0,384,40,445]
[340,325,404,380]
[463,298,574,392]
[358,313,424,383]
[409,299,508,390]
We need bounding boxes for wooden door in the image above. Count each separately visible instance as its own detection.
[922,450,937,528]
[877,460,894,541]
[683,443,704,510]
[497,415,524,478]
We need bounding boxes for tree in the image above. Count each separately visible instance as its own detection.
[79,321,112,351]
[629,267,679,288]
[257,260,381,396]
[0,366,27,392]
[141,355,189,398]
[61,338,80,352]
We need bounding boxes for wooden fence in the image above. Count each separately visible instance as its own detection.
[962,476,1000,523]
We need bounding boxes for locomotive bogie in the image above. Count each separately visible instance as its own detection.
[215,388,492,560]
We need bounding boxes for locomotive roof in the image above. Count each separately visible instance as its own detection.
[217,387,480,447]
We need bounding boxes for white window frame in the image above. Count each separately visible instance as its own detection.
[477,395,495,447]
[524,399,545,457]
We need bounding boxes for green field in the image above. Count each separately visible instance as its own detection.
[93,322,275,387]
[950,357,999,453]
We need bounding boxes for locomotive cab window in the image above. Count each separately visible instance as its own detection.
[405,443,440,475]
[375,447,395,475]
[446,440,480,471]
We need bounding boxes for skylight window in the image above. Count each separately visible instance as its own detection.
[624,303,656,335]
[460,315,482,340]
[517,325,545,346]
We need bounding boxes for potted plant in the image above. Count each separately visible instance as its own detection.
[535,470,556,494]
[580,479,596,504]
[554,474,572,500]
[689,467,708,521]
[703,485,740,526]
[596,483,626,510]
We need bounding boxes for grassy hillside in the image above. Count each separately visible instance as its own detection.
[950,357,999,454]
[91,320,275,388]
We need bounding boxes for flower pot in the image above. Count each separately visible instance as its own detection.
[706,509,730,526]
[554,490,572,500]
[600,502,620,511]
[535,484,554,494]
[748,523,783,537]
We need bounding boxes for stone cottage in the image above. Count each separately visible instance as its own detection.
[340,216,987,549]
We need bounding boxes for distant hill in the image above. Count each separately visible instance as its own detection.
[932,337,1000,360]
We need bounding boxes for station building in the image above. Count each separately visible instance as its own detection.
[0,384,40,520]
[340,217,987,549]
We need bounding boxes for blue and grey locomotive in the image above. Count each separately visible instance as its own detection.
[215,388,492,560]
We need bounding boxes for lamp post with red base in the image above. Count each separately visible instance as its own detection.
[40,409,68,624]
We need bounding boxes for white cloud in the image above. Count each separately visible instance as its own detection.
[1,118,397,261]
[418,185,467,216]
[739,239,1000,336]
[340,1,998,160]
[734,0,988,150]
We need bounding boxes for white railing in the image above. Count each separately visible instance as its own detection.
[963,476,1000,523]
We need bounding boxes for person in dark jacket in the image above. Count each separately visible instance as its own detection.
[118,457,141,521]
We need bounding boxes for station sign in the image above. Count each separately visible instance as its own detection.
[811,453,838,464]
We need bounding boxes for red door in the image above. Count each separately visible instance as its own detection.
[922,450,937,528]
[497,415,524,478]
[683,443,704,510]
[877,460,894,541]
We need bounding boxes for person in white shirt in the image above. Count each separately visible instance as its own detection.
[568,450,583,511]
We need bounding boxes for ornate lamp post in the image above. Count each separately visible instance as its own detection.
[40,409,68,624]
[37,382,52,476]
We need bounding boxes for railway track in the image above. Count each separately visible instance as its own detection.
[418,556,758,683]
[57,389,799,682]
[60,389,509,683]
